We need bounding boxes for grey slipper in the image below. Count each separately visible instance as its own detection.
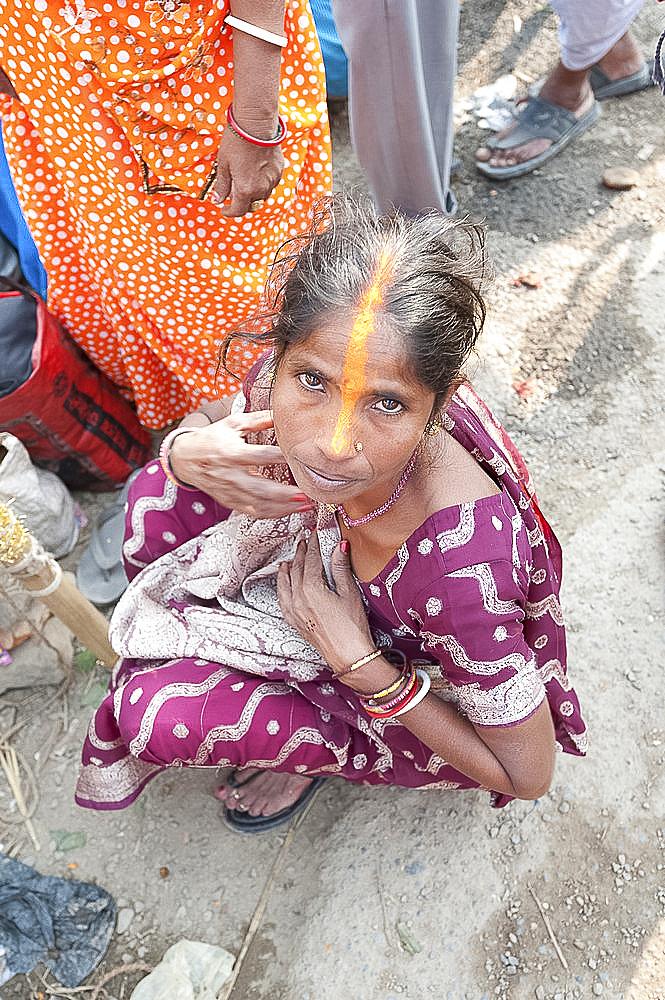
[76,471,139,605]
[475,96,600,181]
[589,59,654,101]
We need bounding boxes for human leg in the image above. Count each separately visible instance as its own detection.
[476,0,648,178]
[554,0,646,71]
[76,658,473,812]
[330,0,460,216]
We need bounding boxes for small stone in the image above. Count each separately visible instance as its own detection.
[116,907,134,935]
[535,987,545,1000]
[602,166,639,190]
[593,984,603,996]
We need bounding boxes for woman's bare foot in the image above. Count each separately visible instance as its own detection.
[216,767,314,817]
[475,29,644,173]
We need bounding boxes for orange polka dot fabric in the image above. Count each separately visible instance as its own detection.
[0,0,331,428]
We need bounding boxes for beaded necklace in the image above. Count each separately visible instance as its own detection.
[333,448,419,528]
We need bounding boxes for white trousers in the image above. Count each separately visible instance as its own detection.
[553,0,646,69]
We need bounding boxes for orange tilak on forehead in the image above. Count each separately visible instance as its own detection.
[330,247,396,455]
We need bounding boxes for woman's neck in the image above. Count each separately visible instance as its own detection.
[337,433,499,582]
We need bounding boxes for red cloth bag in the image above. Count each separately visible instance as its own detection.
[0,279,151,490]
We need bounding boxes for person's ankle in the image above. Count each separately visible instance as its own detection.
[538,62,592,114]
[596,30,644,80]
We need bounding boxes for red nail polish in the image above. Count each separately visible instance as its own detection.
[292,493,309,502]
[340,540,349,554]
[297,504,314,512]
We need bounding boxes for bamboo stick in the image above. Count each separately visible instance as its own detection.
[0,502,117,667]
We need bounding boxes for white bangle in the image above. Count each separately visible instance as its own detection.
[393,669,431,718]
[224,15,287,48]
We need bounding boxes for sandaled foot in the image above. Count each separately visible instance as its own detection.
[475,91,599,180]
[217,768,326,833]
[590,59,654,100]
[590,28,653,100]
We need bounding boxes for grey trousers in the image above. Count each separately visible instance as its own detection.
[330,0,460,218]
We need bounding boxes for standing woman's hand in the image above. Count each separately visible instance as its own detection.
[212,1,287,217]
[213,124,284,218]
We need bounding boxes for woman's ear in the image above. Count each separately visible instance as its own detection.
[425,380,460,433]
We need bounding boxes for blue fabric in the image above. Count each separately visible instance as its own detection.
[310,0,348,98]
[0,123,47,298]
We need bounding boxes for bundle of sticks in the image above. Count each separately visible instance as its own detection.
[0,501,117,667]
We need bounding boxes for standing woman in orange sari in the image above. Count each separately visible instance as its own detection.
[0,1,331,428]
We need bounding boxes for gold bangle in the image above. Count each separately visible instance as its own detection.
[362,649,408,700]
[334,647,384,679]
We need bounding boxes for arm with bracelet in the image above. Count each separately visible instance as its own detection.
[213,0,288,217]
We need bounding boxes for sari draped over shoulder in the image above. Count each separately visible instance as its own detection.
[0,1,331,427]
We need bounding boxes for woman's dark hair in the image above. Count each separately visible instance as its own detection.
[222,194,489,411]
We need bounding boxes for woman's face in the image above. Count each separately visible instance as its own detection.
[271,315,436,514]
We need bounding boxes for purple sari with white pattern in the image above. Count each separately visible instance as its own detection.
[76,363,586,811]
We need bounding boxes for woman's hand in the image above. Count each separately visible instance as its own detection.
[169,409,314,518]
[277,535,375,671]
[213,119,284,218]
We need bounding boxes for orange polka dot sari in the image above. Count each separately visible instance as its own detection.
[0,1,331,428]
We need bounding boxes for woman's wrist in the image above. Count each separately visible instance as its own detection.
[168,428,198,486]
[228,105,280,140]
[334,654,403,696]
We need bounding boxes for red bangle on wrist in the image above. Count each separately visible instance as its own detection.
[226,103,287,147]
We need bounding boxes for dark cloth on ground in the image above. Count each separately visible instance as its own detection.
[0,853,116,987]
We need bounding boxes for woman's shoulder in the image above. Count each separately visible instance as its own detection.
[412,490,523,565]
[370,489,527,591]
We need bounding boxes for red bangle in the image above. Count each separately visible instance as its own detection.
[363,667,417,713]
[226,103,287,147]
[364,677,420,720]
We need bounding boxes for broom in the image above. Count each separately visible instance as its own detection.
[0,501,117,667]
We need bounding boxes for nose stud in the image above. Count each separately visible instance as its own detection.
[354,441,363,453]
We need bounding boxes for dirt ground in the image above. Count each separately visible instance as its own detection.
[2,2,665,998]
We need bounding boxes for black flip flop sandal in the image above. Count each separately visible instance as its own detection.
[223,771,327,834]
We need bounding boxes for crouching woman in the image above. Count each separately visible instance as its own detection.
[76,197,586,831]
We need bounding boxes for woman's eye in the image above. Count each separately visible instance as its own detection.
[374,398,403,414]
[297,372,324,391]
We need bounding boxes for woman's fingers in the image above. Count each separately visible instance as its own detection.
[218,410,287,466]
[276,560,293,621]
[329,539,355,595]
[207,480,313,519]
[232,409,275,432]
